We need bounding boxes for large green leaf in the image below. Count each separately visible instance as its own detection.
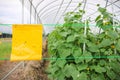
[83,51,93,62]
[73,47,82,57]
[77,72,88,80]
[67,35,75,42]
[109,61,120,73]
[107,30,119,40]
[77,64,88,71]
[63,64,79,78]
[98,39,112,47]
[59,32,69,37]
[92,74,105,80]
[59,48,71,58]
[56,60,66,68]
[107,70,116,80]
[94,65,106,73]
[88,43,99,52]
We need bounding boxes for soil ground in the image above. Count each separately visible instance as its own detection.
[0,60,48,80]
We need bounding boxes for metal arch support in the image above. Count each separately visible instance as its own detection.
[41,6,95,20]
[43,6,94,20]
[43,9,74,22]
[86,0,119,19]
[38,2,97,17]
[38,0,59,15]
[52,0,64,23]
[56,0,72,24]
[107,0,120,9]
[81,0,87,20]
[43,9,94,23]
[36,0,44,9]
[40,6,76,18]
[28,0,42,23]
[39,2,78,17]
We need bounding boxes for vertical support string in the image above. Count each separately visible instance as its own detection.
[111,0,117,54]
[83,0,87,52]
[83,15,87,51]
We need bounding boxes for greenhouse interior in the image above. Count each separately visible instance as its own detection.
[0,0,120,80]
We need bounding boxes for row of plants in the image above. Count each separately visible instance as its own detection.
[47,3,120,80]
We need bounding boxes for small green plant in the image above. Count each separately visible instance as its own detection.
[47,4,120,80]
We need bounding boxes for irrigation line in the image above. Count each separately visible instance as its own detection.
[1,56,120,61]
[1,62,23,80]
[0,24,120,28]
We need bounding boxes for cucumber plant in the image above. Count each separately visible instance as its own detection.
[47,4,120,80]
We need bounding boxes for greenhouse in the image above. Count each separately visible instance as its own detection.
[0,0,120,80]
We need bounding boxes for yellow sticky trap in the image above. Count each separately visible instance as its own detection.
[11,24,43,61]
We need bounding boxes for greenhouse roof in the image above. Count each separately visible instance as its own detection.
[20,0,120,24]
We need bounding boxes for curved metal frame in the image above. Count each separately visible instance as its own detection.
[36,0,44,8]
[43,8,75,21]
[42,7,95,21]
[52,0,64,23]
[56,0,72,24]
[40,6,76,18]
[27,0,120,23]
[38,0,59,15]
[86,0,120,18]
[38,2,97,17]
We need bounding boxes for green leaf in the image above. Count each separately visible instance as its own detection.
[63,64,79,78]
[88,43,99,52]
[107,70,116,80]
[99,60,106,66]
[56,60,66,68]
[67,35,75,42]
[116,39,120,51]
[59,32,69,37]
[83,51,93,62]
[77,64,88,71]
[96,20,103,27]
[109,61,120,73]
[92,74,105,80]
[59,48,71,58]
[107,30,119,40]
[77,72,88,80]
[99,39,112,47]
[94,65,106,73]
[98,7,106,13]
[95,15,101,21]
[73,47,82,57]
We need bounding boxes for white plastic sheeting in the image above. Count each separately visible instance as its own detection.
[19,0,120,34]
